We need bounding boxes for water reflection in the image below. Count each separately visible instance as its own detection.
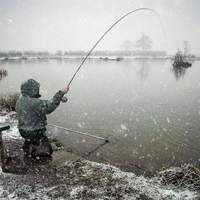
[171,66,186,80]
[0,69,8,80]
[138,60,150,80]
[171,58,193,80]
[123,60,151,81]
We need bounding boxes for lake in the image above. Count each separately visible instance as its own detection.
[0,58,200,174]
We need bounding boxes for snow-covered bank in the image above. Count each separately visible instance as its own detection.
[0,159,198,200]
[0,122,198,199]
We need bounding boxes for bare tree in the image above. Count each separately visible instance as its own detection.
[136,33,153,51]
[121,40,134,51]
[55,50,63,56]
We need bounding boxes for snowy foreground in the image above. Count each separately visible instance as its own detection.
[0,159,198,200]
[0,113,199,199]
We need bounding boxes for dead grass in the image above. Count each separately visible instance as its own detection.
[0,94,19,111]
[159,163,200,191]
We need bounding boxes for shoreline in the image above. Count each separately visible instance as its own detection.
[0,111,199,199]
[0,55,200,62]
[0,158,198,200]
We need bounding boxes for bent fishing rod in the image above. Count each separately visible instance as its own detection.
[61,7,163,102]
[58,7,163,143]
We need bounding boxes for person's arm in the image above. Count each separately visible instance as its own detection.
[38,85,69,115]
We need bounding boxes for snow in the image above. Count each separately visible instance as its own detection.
[3,125,20,140]
[77,122,83,128]
[120,124,127,130]
[84,161,197,200]
[84,112,88,116]
[152,117,157,125]
[0,137,198,200]
[70,186,85,198]
[124,133,128,137]
[7,18,13,23]
[0,115,9,123]
[0,112,20,140]
[166,117,171,123]
[0,113,199,199]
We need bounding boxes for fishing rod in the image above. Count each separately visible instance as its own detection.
[62,7,163,102]
[48,124,109,143]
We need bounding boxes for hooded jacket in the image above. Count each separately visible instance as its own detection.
[16,79,65,132]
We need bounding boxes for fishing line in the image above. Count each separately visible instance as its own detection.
[48,124,109,142]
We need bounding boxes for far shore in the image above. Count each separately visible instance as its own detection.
[0,55,200,62]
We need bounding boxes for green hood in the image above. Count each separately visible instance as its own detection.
[21,79,41,98]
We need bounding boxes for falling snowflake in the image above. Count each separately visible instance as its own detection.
[84,112,88,116]
[120,124,127,130]
[96,152,100,156]
[151,138,155,143]
[166,117,170,123]
[7,18,13,23]
[77,122,82,128]
[152,117,157,125]
[124,133,128,137]
[136,118,139,122]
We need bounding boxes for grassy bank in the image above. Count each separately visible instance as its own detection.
[0,94,19,112]
[0,147,197,200]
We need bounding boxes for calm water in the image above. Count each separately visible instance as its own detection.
[1,58,200,173]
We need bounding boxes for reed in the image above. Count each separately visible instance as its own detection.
[0,94,19,111]
[159,163,200,191]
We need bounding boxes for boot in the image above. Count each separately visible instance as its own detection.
[22,140,32,157]
[32,136,53,158]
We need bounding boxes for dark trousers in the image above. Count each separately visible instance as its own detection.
[19,129,53,157]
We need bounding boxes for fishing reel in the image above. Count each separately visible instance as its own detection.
[61,96,68,103]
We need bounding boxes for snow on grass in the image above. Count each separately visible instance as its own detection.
[3,125,20,140]
[0,150,198,200]
[70,186,85,198]
[0,112,20,140]
[84,161,198,200]
[0,115,9,123]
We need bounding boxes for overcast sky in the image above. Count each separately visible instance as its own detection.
[0,0,199,54]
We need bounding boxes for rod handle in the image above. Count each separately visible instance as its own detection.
[61,96,68,103]
[0,125,10,132]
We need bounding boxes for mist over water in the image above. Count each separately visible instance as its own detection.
[1,59,200,172]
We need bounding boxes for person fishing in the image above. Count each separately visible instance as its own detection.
[15,8,160,161]
[16,79,69,159]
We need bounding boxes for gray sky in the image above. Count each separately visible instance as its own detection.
[0,0,199,54]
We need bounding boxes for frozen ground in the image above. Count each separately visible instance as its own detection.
[0,156,198,200]
[0,113,199,199]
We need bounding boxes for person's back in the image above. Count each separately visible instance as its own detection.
[16,79,69,158]
[17,95,47,132]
